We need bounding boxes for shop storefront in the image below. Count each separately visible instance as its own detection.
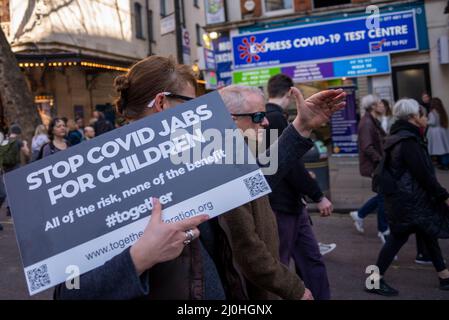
[15,53,131,126]
[211,1,431,156]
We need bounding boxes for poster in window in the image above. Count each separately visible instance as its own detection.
[205,0,226,25]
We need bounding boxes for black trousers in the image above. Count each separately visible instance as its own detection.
[376,228,446,275]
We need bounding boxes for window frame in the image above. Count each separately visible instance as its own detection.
[262,0,294,17]
[196,23,202,47]
[312,0,351,10]
[148,9,155,44]
[134,2,145,40]
[160,0,167,17]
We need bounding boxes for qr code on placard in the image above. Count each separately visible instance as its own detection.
[27,264,51,292]
[244,173,270,198]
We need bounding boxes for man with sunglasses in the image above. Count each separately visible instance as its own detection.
[216,84,346,300]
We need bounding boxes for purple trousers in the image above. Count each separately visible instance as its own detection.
[275,208,331,300]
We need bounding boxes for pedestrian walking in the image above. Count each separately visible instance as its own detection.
[66,119,82,146]
[350,94,390,243]
[426,97,449,170]
[380,99,394,134]
[367,99,449,296]
[83,126,95,141]
[30,124,49,162]
[38,118,70,159]
[92,111,114,136]
[264,74,332,300]
[0,124,30,221]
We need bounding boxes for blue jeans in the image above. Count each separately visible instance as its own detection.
[439,154,449,167]
[358,194,389,233]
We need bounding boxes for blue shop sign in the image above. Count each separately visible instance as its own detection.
[232,10,418,70]
[333,54,391,78]
[213,33,233,87]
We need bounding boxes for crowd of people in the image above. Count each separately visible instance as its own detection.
[0,111,114,231]
[350,92,449,296]
[0,54,448,299]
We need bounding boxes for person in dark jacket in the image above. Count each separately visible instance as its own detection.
[0,124,30,228]
[92,111,114,136]
[66,119,83,146]
[367,99,449,296]
[350,94,390,243]
[265,74,333,300]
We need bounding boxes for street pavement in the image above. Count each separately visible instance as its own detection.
[1,158,449,300]
[1,208,449,300]
[315,212,449,300]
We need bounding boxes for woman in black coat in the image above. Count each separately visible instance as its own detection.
[367,98,449,296]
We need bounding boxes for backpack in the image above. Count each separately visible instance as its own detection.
[0,139,20,170]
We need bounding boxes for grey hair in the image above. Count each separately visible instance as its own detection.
[361,94,381,111]
[219,85,265,114]
[393,98,420,120]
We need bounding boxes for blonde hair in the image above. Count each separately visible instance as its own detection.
[66,119,78,131]
[34,124,47,137]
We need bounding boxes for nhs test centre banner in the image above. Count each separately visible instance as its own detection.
[232,10,418,70]
[5,92,271,295]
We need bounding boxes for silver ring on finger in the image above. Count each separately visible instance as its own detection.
[183,229,195,245]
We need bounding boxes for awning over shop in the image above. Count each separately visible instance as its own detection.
[15,53,132,72]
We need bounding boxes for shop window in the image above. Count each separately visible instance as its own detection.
[196,24,202,47]
[263,0,293,15]
[135,2,144,39]
[148,9,155,43]
[392,64,431,102]
[160,0,166,17]
[35,95,55,128]
[313,0,351,9]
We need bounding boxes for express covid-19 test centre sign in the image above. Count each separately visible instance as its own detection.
[5,92,271,295]
[231,10,418,71]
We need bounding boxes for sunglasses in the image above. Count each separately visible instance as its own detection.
[231,111,267,124]
[148,92,194,108]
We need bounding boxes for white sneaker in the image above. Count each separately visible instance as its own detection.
[378,231,386,244]
[377,230,391,244]
[319,242,337,256]
[350,211,364,233]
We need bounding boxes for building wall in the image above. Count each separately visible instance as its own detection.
[9,0,205,63]
[425,0,449,105]
[233,0,398,21]
[8,0,207,121]
[35,68,119,122]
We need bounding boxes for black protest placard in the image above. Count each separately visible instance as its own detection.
[5,92,271,295]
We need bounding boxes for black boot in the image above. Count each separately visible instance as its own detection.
[365,278,399,297]
[439,277,449,290]
[0,223,3,231]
